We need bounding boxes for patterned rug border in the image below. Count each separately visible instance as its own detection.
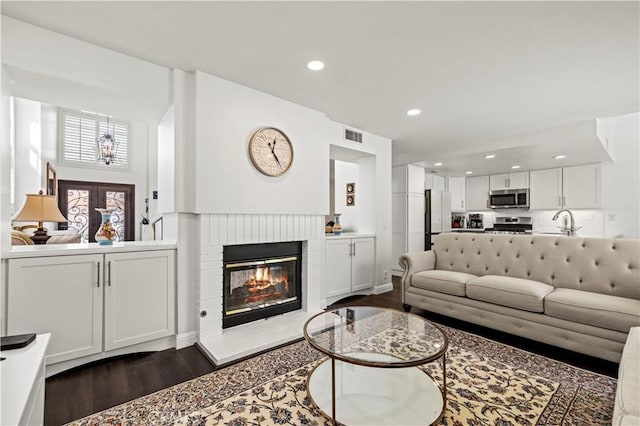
[66,319,617,425]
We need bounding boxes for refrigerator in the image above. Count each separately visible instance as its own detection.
[425,189,452,249]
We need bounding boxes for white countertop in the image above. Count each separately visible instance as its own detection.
[1,333,50,426]
[325,232,376,240]
[2,240,177,259]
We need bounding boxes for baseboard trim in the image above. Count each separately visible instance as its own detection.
[374,282,393,294]
[176,331,198,349]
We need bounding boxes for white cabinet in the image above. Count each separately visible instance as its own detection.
[104,250,175,351]
[530,168,563,210]
[530,164,601,210]
[7,254,103,365]
[448,177,466,212]
[324,239,352,298]
[325,237,374,298]
[7,249,176,367]
[563,164,602,208]
[425,173,446,192]
[465,175,490,211]
[407,193,424,252]
[490,172,529,190]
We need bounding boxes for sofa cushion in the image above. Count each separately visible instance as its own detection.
[545,288,640,333]
[466,275,554,313]
[613,327,640,425]
[411,270,476,297]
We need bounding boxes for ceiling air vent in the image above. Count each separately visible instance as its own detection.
[344,128,363,143]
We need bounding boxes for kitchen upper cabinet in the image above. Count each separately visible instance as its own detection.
[407,164,425,194]
[490,172,529,190]
[425,173,446,192]
[530,164,602,210]
[448,177,466,212]
[7,254,103,365]
[563,164,602,209]
[530,168,563,210]
[466,175,490,211]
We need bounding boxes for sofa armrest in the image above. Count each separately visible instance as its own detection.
[398,251,436,299]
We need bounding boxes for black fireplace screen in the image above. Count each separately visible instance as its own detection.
[223,242,302,328]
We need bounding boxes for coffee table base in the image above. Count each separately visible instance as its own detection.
[307,354,444,425]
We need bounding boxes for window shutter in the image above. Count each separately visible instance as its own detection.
[61,109,129,168]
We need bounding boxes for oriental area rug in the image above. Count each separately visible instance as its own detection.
[67,324,616,426]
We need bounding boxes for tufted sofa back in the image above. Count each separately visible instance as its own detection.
[434,233,640,300]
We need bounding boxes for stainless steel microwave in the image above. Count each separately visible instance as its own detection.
[489,189,529,209]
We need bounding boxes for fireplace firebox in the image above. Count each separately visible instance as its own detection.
[223,241,302,329]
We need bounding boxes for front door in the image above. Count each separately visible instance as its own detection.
[57,180,135,242]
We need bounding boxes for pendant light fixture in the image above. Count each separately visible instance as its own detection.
[96,116,119,165]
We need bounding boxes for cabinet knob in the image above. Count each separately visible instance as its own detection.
[200,310,207,317]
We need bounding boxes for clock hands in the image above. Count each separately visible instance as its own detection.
[268,139,283,170]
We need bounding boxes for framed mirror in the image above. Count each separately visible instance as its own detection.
[46,162,57,195]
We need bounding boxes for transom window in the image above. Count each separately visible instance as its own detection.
[59,108,130,169]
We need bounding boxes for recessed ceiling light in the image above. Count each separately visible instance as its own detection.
[553,155,567,160]
[511,165,521,169]
[465,171,473,174]
[434,162,443,166]
[306,60,324,71]
[484,154,496,159]
[407,109,421,116]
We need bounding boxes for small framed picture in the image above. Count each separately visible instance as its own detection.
[346,182,355,194]
[346,195,355,206]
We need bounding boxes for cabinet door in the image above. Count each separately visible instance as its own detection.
[448,177,466,211]
[465,176,490,211]
[324,239,352,297]
[509,172,529,189]
[407,165,425,194]
[351,238,375,291]
[530,168,562,210]
[432,175,446,192]
[7,254,103,365]
[563,164,602,208]
[489,174,510,190]
[104,250,175,351]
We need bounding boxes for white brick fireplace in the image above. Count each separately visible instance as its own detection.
[196,213,326,364]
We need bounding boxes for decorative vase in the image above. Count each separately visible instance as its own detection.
[95,208,119,245]
[332,214,343,235]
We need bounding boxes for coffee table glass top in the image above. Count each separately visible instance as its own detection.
[303,306,447,367]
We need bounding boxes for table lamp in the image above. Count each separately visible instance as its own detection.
[12,191,68,244]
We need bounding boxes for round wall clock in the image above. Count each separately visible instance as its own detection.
[248,127,294,177]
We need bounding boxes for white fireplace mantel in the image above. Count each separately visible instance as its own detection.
[196,213,326,365]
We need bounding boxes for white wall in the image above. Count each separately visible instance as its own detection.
[333,160,359,232]
[1,69,13,252]
[193,71,334,215]
[12,98,41,210]
[157,106,175,217]
[604,112,640,238]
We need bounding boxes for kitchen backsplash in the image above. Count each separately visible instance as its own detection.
[462,209,605,237]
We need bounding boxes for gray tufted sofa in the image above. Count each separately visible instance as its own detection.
[399,232,640,362]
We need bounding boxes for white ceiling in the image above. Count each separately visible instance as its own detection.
[2,1,638,173]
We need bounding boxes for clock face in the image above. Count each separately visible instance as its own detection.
[248,127,294,177]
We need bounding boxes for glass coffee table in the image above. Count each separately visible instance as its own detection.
[303,306,448,425]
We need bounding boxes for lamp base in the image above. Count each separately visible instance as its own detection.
[30,228,51,245]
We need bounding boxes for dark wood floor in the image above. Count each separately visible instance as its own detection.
[44,277,618,425]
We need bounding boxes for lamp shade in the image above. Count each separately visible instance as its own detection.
[12,192,68,223]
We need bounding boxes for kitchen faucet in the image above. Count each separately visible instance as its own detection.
[552,209,581,236]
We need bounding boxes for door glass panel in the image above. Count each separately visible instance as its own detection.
[66,189,90,242]
[106,191,126,241]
